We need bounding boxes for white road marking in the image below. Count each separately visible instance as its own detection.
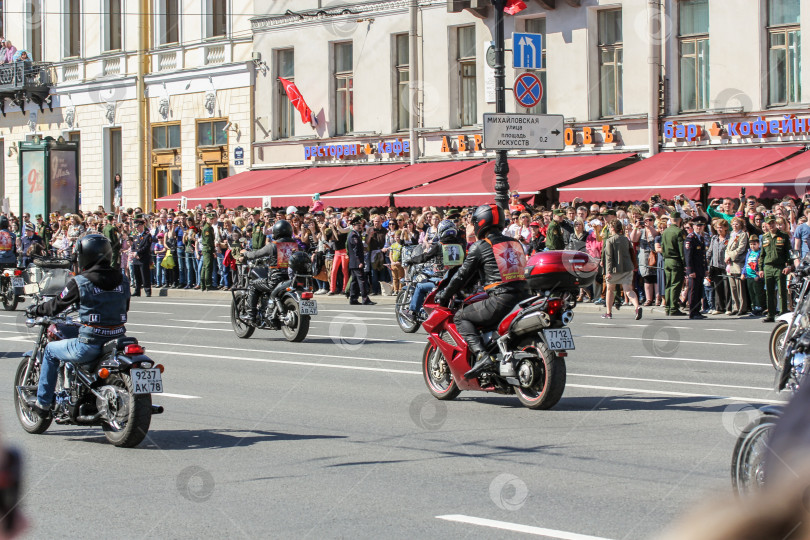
[747,330,773,334]
[632,355,771,367]
[705,328,735,332]
[171,319,230,324]
[133,300,229,307]
[568,383,787,404]
[126,322,230,332]
[576,335,743,346]
[569,373,772,391]
[158,393,201,399]
[307,334,424,344]
[436,515,613,540]
[128,310,171,315]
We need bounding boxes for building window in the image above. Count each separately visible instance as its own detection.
[522,18,546,114]
[26,0,42,61]
[66,0,81,58]
[394,33,410,131]
[0,1,4,42]
[197,120,228,147]
[457,25,477,127]
[152,123,181,150]
[679,0,709,112]
[163,0,179,45]
[598,10,622,118]
[334,42,353,136]
[277,49,295,139]
[209,0,227,38]
[768,0,801,106]
[105,0,122,51]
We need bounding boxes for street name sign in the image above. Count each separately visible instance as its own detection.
[512,32,543,70]
[482,114,564,151]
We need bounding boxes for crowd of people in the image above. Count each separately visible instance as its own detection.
[0,187,805,318]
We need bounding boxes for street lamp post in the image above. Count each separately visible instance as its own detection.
[491,0,509,213]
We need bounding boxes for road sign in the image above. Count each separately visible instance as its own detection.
[482,114,564,151]
[512,32,542,69]
[513,72,543,108]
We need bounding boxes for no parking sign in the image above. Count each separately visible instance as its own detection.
[513,72,543,108]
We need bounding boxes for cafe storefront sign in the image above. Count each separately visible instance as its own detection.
[664,116,810,143]
[441,125,619,154]
[304,139,410,161]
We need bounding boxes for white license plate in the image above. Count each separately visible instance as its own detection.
[131,368,163,394]
[543,328,575,350]
[300,299,318,315]
[11,277,24,288]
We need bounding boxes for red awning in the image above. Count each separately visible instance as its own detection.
[709,150,810,199]
[264,164,408,208]
[155,168,307,209]
[320,160,486,208]
[393,153,636,207]
[558,146,803,203]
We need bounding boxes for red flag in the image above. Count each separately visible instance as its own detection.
[279,77,315,126]
[504,0,527,14]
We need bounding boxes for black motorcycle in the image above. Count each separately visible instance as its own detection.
[14,308,164,448]
[0,267,25,311]
[395,261,441,333]
[230,257,317,342]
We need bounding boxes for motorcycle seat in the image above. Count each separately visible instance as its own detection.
[101,336,139,356]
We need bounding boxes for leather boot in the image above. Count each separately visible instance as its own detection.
[464,351,495,380]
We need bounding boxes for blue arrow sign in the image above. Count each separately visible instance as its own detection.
[512,32,543,70]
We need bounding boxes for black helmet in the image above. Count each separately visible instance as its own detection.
[76,233,113,270]
[437,219,457,242]
[472,204,504,239]
[289,251,311,276]
[0,216,8,230]
[272,219,293,239]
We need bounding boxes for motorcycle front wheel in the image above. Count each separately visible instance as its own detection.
[2,281,19,311]
[281,297,310,342]
[396,289,420,333]
[422,341,459,400]
[514,340,566,410]
[230,292,255,339]
[14,357,52,434]
[731,414,778,496]
[100,373,152,448]
[768,322,788,371]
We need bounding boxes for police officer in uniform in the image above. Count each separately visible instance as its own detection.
[685,216,708,319]
[760,215,791,322]
[131,217,152,297]
[0,216,17,270]
[660,211,686,316]
[545,209,565,250]
[102,214,121,269]
[435,204,529,379]
[346,215,375,305]
[18,234,130,417]
[241,219,299,321]
[200,212,216,291]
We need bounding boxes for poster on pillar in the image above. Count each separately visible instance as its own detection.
[20,151,46,219]
[50,151,79,216]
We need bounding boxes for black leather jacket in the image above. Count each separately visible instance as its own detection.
[246,236,295,282]
[441,231,527,299]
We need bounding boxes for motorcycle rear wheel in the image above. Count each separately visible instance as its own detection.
[768,322,788,371]
[101,373,152,448]
[281,297,310,342]
[231,292,255,339]
[731,414,778,496]
[514,341,566,410]
[14,358,52,434]
[396,289,420,333]
[422,341,459,400]
[2,282,19,311]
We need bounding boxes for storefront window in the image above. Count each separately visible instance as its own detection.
[768,0,801,106]
[335,42,353,136]
[598,10,622,118]
[458,25,477,127]
[679,0,710,112]
[197,120,228,147]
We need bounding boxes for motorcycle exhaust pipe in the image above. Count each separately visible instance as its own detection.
[151,405,164,415]
[75,411,104,424]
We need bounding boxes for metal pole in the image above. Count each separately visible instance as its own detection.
[492,0,509,212]
[409,0,419,165]
[647,0,660,156]
[137,0,150,209]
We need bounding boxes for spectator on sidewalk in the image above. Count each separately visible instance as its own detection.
[601,220,642,320]
[743,235,764,316]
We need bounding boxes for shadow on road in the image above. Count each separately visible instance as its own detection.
[457,394,739,413]
[66,428,346,450]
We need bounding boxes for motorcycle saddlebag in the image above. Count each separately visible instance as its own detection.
[524,250,598,295]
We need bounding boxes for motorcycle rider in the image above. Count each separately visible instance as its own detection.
[403,219,466,320]
[0,216,17,269]
[435,204,529,379]
[18,234,130,417]
[240,219,299,322]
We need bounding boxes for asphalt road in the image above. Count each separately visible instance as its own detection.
[0,294,786,539]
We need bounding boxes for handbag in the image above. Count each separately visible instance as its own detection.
[161,251,175,269]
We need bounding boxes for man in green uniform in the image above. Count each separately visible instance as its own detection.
[200,212,216,291]
[102,214,121,269]
[35,214,51,248]
[545,210,564,250]
[660,211,686,316]
[251,210,267,250]
[759,216,791,323]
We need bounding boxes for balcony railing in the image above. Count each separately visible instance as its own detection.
[205,45,225,65]
[0,61,54,91]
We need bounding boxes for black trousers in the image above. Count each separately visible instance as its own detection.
[709,266,730,312]
[454,289,527,356]
[349,268,369,301]
[687,273,704,317]
[247,277,286,314]
[132,262,151,295]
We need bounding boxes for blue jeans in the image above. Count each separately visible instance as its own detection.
[37,338,103,407]
[177,247,186,286]
[216,253,228,287]
[410,281,435,313]
[156,256,165,286]
[185,251,196,285]
[196,258,203,285]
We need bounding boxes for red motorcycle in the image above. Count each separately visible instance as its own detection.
[421,284,574,410]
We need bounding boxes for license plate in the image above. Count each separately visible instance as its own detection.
[131,368,163,394]
[300,299,318,315]
[543,328,575,350]
[11,277,23,288]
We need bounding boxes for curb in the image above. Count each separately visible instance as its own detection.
[136,287,399,305]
